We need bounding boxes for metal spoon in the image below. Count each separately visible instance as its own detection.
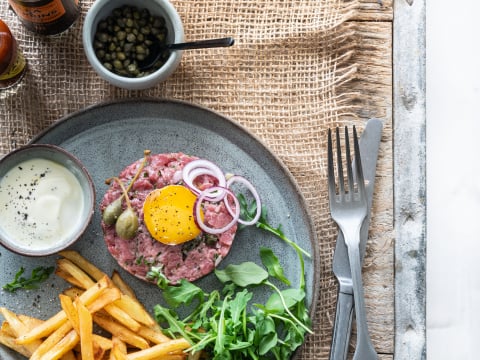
[139,37,235,71]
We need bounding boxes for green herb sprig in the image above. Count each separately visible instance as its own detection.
[2,266,54,293]
[149,197,313,359]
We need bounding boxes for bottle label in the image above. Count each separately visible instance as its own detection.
[9,0,66,24]
[0,48,26,81]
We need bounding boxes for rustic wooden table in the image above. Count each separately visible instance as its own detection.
[0,1,426,359]
[349,1,425,359]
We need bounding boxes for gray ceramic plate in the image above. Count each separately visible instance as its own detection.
[0,98,319,359]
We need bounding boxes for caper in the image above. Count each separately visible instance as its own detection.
[116,18,126,28]
[135,45,146,54]
[127,63,138,73]
[115,208,139,240]
[102,197,123,225]
[125,18,134,28]
[116,30,126,41]
[113,60,123,69]
[94,5,169,77]
[126,33,136,43]
[93,40,104,50]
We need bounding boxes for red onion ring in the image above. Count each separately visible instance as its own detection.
[184,159,262,233]
[226,175,262,226]
[184,167,226,201]
[182,159,226,201]
[194,186,240,235]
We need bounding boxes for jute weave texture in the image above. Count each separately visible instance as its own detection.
[0,1,362,358]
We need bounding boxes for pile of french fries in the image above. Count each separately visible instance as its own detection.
[0,251,194,360]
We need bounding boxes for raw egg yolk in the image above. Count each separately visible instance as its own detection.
[143,185,203,245]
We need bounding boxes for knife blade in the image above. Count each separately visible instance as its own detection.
[329,118,383,360]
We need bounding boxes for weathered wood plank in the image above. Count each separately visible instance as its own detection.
[339,20,394,356]
[351,0,393,22]
[393,0,426,359]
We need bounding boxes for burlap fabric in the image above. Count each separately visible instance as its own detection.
[1,0,362,358]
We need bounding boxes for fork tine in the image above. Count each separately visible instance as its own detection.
[335,127,345,195]
[327,128,337,200]
[353,125,366,195]
[344,126,355,196]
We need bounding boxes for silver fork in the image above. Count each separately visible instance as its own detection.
[327,126,378,360]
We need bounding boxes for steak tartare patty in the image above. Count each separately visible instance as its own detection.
[100,152,237,284]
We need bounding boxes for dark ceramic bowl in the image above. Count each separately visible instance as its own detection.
[82,0,184,90]
[0,144,95,256]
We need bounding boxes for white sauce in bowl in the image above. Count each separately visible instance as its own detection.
[0,158,85,251]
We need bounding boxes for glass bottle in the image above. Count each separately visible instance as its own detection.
[0,19,27,89]
[8,0,80,36]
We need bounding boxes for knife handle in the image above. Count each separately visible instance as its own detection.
[330,292,354,360]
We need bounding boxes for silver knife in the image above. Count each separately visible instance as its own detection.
[329,118,383,360]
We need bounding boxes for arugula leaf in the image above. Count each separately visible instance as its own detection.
[162,279,204,308]
[264,288,305,314]
[255,315,277,355]
[2,266,54,292]
[259,247,291,285]
[238,194,309,290]
[152,197,313,359]
[215,262,268,287]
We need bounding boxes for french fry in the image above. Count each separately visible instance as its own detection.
[125,338,190,360]
[137,325,172,345]
[92,334,112,351]
[113,294,156,327]
[103,302,141,332]
[59,250,108,281]
[16,276,110,344]
[87,288,122,314]
[0,307,42,354]
[111,270,136,299]
[55,267,87,289]
[57,259,141,332]
[30,321,74,360]
[0,331,32,358]
[0,307,29,337]
[57,258,96,289]
[1,315,44,338]
[1,254,194,360]
[1,321,16,337]
[60,350,77,360]
[15,311,69,345]
[19,314,44,330]
[39,329,79,360]
[77,299,94,360]
[110,336,128,360]
[62,286,85,300]
[60,294,80,333]
[93,313,149,350]
[93,343,107,360]
[61,291,115,360]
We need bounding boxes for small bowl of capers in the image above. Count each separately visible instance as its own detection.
[83,0,184,90]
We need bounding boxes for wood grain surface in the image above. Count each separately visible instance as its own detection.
[344,1,394,358]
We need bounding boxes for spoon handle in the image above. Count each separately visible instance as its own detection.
[168,37,235,50]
